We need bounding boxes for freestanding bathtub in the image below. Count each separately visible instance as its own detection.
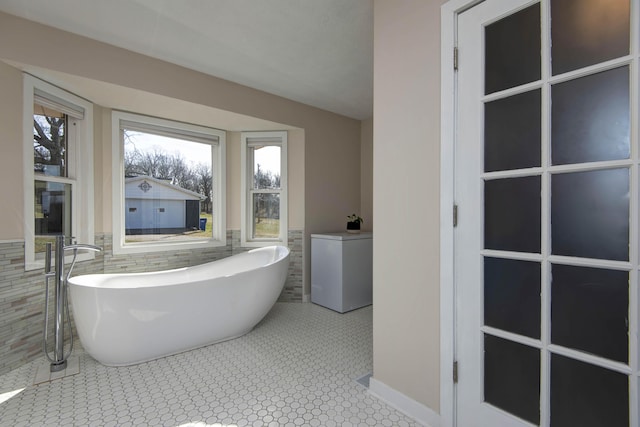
[68,246,290,366]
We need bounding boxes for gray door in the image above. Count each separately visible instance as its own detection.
[455,0,634,425]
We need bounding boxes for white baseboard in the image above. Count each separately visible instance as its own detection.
[368,377,441,427]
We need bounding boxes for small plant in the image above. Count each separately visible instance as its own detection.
[346,214,363,232]
[347,214,363,224]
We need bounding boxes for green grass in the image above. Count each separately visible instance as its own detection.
[254,218,280,238]
[35,236,56,254]
[124,212,214,243]
[36,213,278,248]
[190,212,213,237]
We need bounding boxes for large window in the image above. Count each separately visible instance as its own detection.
[241,131,287,247]
[112,112,226,254]
[23,75,94,270]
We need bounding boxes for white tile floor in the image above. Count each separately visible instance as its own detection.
[0,303,420,427]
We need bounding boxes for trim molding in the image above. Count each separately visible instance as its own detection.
[440,1,485,426]
[369,378,441,427]
[0,239,24,244]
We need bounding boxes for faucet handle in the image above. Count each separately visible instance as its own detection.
[45,242,52,274]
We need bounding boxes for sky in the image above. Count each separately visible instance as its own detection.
[125,130,281,175]
[124,131,211,168]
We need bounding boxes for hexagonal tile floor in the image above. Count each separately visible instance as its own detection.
[0,303,420,426]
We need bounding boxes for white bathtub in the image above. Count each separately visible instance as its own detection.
[68,246,290,366]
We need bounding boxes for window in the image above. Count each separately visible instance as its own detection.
[23,75,94,270]
[241,131,288,247]
[112,111,226,254]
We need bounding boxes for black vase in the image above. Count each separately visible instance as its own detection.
[346,221,361,233]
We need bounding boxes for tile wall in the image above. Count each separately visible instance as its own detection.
[0,229,304,376]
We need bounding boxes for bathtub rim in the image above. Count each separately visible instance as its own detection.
[68,245,290,289]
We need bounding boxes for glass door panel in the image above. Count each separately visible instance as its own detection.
[484,257,541,339]
[551,264,629,363]
[484,335,541,425]
[551,67,630,165]
[484,176,541,253]
[484,89,541,172]
[551,0,630,75]
[551,168,630,261]
[550,354,629,426]
[485,3,541,94]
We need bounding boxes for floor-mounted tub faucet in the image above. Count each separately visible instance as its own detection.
[43,235,102,372]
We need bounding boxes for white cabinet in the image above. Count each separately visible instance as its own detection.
[311,232,372,313]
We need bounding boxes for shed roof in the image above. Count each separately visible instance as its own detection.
[125,176,204,201]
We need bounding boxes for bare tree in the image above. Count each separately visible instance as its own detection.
[194,163,213,213]
[33,115,66,174]
[253,164,281,223]
[123,133,213,212]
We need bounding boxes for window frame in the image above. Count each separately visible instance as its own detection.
[241,131,288,247]
[23,75,95,271]
[111,111,226,254]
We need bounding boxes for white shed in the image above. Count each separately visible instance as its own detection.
[125,176,203,234]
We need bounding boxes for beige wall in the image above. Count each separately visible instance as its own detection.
[0,11,362,296]
[227,132,242,230]
[372,0,445,412]
[0,61,24,240]
[94,106,111,234]
[360,118,373,232]
[287,128,306,230]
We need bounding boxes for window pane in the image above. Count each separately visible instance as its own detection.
[485,3,541,94]
[551,354,628,427]
[252,146,281,190]
[551,169,629,261]
[485,176,541,253]
[551,0,630,75]
[551,67,630,165]
[34,180,72,253]
[484,90,541,172]
[33,107,67,177]
[551,264,628,363]
[253,193,280,239]
[122,129,213,243]
[484,334,540,425]
[484,257,541,339]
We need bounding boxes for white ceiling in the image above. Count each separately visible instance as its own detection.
[0,0,373,120]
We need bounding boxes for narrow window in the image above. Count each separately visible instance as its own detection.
[23,75,94,269]
[241,131,288,246]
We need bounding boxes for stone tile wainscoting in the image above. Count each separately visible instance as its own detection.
[0,229,304,376]
[229,230,304,302]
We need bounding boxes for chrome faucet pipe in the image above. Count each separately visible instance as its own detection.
[45,242,53,274]
[43,235,103,372]
[52,235,66,371]
[64,242,103,281]
[64,243,103,252]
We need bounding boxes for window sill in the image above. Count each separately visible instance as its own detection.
[241,239,286,248]
[112,238,226,255]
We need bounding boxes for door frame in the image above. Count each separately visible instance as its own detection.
[441,2,640,427]
[440,1,486,427]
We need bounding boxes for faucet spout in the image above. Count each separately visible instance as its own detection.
[64,243,103,253]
